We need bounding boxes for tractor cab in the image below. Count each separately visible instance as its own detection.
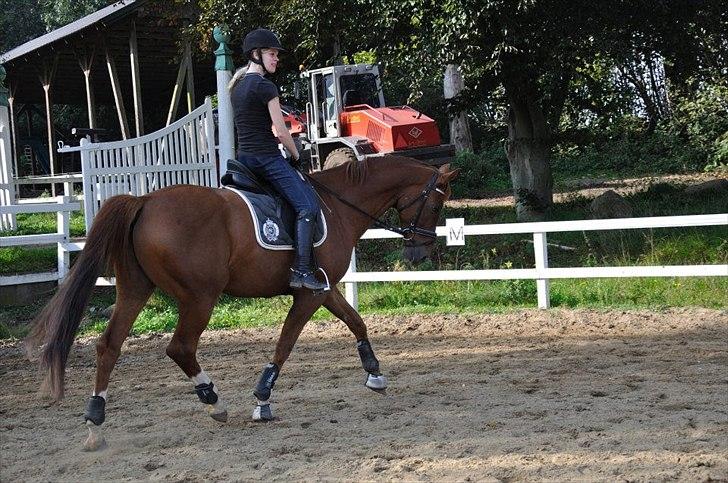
[302,64,384,141]
[296,63,454,171]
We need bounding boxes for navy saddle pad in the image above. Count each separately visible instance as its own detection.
[221,160,326,250]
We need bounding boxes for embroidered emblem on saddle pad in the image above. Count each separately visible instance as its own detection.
[224,186,327,250]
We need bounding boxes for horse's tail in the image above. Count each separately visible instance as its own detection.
[25,195,146,401]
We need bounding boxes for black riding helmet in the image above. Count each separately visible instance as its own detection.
[243,28,284,74]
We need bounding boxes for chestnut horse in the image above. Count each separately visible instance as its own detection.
[26,156,458,450]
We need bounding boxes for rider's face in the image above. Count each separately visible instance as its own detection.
[260,48,279,73]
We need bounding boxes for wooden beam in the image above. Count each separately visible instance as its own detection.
[166,44,189,126]
[105,46,130,139]
[39,56,58,194]
[129,20,144,136]
[184,43,195,113]
[78,47,96,129]
[7,82,19,178]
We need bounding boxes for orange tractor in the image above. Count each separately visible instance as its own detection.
[284,64,454,171]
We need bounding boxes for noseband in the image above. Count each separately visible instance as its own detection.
[304,171,442,243]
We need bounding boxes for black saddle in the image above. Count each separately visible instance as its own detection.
[221,159,276,196]
[220,159,327,250]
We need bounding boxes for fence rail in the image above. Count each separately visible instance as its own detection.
[58,98,218,232]
[342,213,728,309]
[0,196,78,286]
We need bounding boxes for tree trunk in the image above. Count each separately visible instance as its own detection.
[504,82,553,221]
[443,64,472,152]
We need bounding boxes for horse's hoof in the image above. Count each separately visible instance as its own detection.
[252,403,274,422]
[207,402,228,423]
[83,421,107,451]
[209,409,228,423]
[365,373,388,393]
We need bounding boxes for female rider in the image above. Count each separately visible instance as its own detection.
[229,28,326,292]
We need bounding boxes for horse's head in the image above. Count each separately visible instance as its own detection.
[396,163,459,264]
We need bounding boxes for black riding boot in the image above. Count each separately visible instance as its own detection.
[289,213,328,291]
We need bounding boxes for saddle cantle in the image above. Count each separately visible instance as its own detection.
[221,159,327,250]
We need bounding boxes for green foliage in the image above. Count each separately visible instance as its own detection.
[0,211,85,237]
[40,0,111,30]
[450,145,511,199]
[552,129,708,178]
[668,79,728,171]
[0,247,55,275]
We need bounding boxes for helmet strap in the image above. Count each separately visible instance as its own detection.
[249,48,271,75]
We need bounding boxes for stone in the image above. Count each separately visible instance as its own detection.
[589,190,632,219]
[684,179,728,196]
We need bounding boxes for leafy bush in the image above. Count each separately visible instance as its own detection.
[450,144,511,198]
[668,79,728,171]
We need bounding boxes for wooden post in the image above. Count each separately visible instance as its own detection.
[129,20,144,136]
[7,87,19,179]
[57,195,71,281]
[214,24,235,176]
[78,47,97,129]
[184,43,196,113]
[444,64,472,152]
[40,56,58,195]
[166,46,189,126]
[0,64,17,230]
[533,232,550,309]
[105,46,130,139]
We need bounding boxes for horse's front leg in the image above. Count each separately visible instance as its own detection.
[323,287,388,393]
[252,293,324,421]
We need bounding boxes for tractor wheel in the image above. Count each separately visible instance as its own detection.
[324,147,357,169]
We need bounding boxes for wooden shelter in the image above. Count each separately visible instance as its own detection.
[0,0,215,180]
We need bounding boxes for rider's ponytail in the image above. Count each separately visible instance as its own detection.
[228,63,250,90]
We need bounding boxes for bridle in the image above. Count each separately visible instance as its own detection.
[304,171,443,244]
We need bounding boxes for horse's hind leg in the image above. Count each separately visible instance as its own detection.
[323,287,387,392]
[83,270,154,451]
[165,298,228,423]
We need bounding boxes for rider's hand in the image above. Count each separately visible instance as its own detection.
[296,149,311,169]
[290,154,302,170]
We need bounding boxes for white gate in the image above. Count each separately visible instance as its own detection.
[59,97,218,232]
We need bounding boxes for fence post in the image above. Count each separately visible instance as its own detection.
[214,24,235,178]
[57,195,71,281]
[79,137,95,234]
[0,64,17,231]
[533,232,550,309]
[345,249,359,309]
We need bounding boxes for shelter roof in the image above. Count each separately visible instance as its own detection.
[0,0,215,108]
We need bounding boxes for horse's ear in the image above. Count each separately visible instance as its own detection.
[439,167,460,183]
[438,163,451,173]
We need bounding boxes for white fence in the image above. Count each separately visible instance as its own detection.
[342,213,728,309]
[0,197,78,285]
[58,97,218,232]
[2,99,217,286]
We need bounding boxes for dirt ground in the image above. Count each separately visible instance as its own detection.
[448,172,723,208]
[1,308,727,482]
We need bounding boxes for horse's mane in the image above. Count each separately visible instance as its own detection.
[311,155,430,189]
[344,158,368,185]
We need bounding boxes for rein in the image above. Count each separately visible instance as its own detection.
[304,171,442,242]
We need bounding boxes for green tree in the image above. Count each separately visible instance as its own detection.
[370,0,727,220]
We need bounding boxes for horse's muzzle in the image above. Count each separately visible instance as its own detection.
[403,245,430,264]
